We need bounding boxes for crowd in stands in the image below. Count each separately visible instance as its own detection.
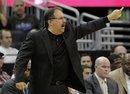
[0,0,40,49]
[0,0,130,94]
[0,0,39,93]
[69,45,129,94]
[0,29,18,76]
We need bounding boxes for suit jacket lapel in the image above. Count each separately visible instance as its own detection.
[39,29,53,65]
[119,68,128,92]
[107,78,112,94]
[93,74,103,94]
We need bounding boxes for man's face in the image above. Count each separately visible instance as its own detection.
[1,31,12,48]
[96,61,110,79]
[114,46,127,58]
[122,60,130,76]
[13,0,25,16]
[83,68,92,80]
[112,58,122,70]
[24,63,31,79]
[81,56,92,67]
[48,9,66,35]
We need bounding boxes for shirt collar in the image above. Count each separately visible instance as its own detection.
[95,72,107,83]
[125,73,130,80]
[48,30,63,40]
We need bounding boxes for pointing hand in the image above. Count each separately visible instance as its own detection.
[107,7,124,21]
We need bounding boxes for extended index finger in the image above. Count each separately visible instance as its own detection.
[120,7,124,11]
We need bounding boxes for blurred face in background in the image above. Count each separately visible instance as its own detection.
[1,30,12,48]
[123,54,130,76]
[13,61,31,80]
[81,55,92,67]
[13,0,25,18]
[113,46,127,58]
[24,62,31,79]
[83,67,92,80]
[111,57,122,70]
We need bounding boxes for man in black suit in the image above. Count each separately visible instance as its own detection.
[85,56,118,94]
[15,7,123,94]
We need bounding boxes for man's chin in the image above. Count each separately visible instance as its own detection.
[60,30,65,34]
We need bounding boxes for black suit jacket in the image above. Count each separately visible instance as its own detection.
[15,17,108,94]
[85,74,119,94]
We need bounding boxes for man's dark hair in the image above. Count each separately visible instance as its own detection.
[123,54,130,63]
[80,53,91,58]
[44,7,62,28]
[108,54,121,64]
[0,29,11,39]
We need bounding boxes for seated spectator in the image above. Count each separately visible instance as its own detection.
[0,29,18,76]
[80,53,92,67]
[2,62,31,94]
[82,65,92,80]
[8,0,40,49]
[11,60,31,79]
[111,45,127,58]
[108,54,122,71]
[0,51,10,94]
[85,56,118,94]
[68,65,92,94]
[109,53,130,94]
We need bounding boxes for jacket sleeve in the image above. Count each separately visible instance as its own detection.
[75,17,109,39]
[15,32,34,82]
[84,80,94,94]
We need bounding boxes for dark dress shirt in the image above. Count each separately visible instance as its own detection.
[48,31,71,83]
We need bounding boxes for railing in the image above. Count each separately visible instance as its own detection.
[78,12,130,51]
[77,12,103,50]
[99,25,130,50]
[3,0,130,51]
[80,12,100,21]
[22,0,80,26]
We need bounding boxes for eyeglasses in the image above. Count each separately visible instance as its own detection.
[49,17,65,20]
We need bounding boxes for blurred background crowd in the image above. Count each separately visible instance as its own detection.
[0,0,130,94]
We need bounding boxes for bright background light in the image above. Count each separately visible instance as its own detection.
[1,0,130,7]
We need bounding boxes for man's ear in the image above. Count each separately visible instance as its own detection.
[48,20,53,28]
